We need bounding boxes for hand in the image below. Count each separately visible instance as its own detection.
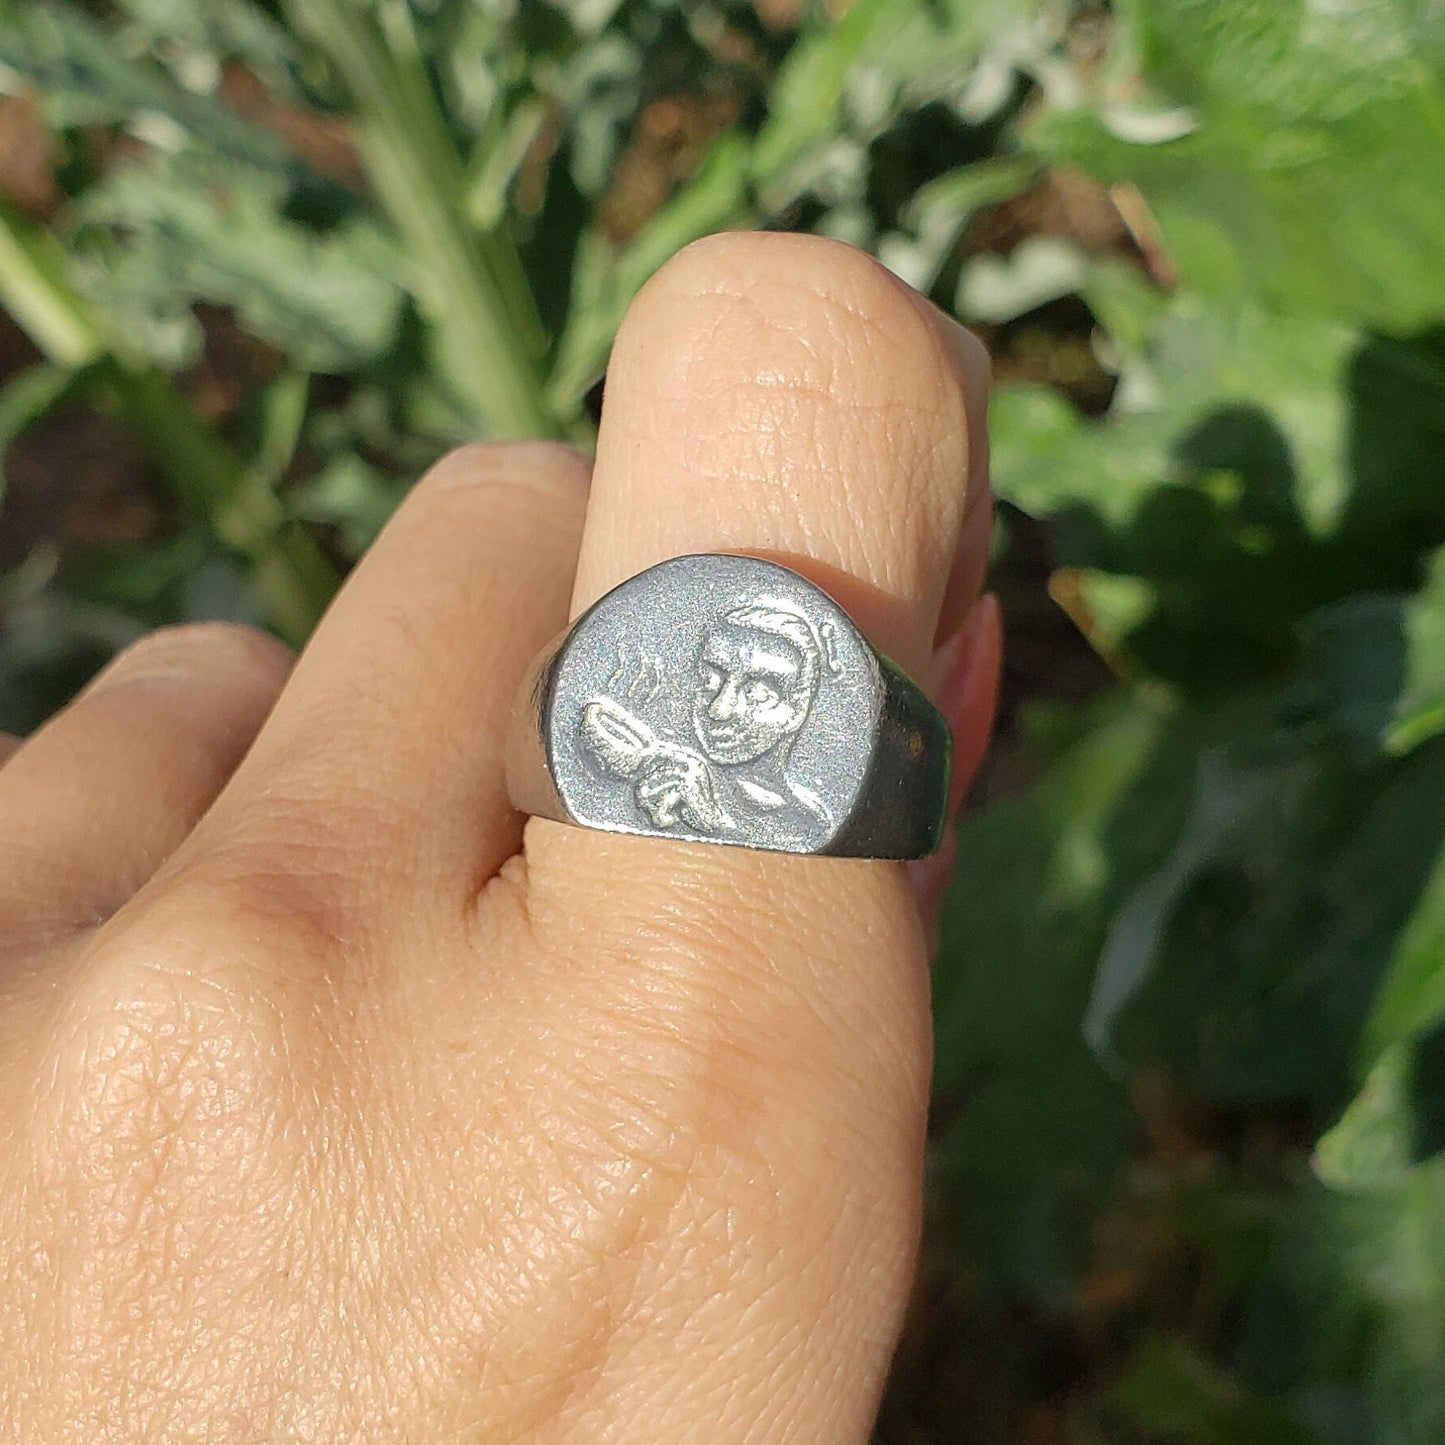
[635,748,723,831]
[0,234,1000,1442]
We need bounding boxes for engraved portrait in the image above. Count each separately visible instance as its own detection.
[580,597,839,848]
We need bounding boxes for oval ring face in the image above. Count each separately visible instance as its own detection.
[547,554,881,853]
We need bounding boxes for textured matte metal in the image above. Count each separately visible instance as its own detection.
[506,554,950,858]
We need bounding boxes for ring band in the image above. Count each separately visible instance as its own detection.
[505,553,951,858]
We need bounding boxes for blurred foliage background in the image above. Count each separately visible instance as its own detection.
[1,0,1444,1439]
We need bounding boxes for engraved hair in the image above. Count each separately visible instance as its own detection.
[721,599,838,701]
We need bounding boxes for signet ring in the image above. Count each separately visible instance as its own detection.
[505,553,952,859]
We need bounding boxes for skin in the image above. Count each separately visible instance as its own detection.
[0,234,1002,1442]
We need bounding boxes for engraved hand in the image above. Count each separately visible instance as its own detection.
[634,748,731,832]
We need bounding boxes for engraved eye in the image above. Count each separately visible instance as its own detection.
[700,666,723,694]
[744,680,778,707]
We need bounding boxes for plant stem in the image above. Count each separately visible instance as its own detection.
[0,201,337,644]
[109,366,337,643]
[0,205,103,368]
[286,0,583,443]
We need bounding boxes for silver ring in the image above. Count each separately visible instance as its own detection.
[505,553,951,858]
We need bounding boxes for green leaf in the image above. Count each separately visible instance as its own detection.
[0,2,295,168]
[75,152,403,374]
[1305,1158,1445,1444]
[1391,547,1445,756]
[991,286,1445,695]
[1110,733,1445,1105]
[880,154,1038,292]
[1084,746,1300,1068]
[752,0,926,201]
[1364,843,1445,1062]
[465,96,549,231]
[1316,1045,1417,1193]
[110,0,298,84]
[1285,596,1412,761]
[0,202,337,642]
[0,556,144,734]
[992,292,1357,539]
[1031,0,1445,329]
[752,0,1012,206]
[284,0,568,440]
[245,372,310,497]
[1098,1333,1329,1445]
[1285,554,1445,763]
[64,533,208,616]
[0,200,105,368]
[957,235,1090,324]
[903,154,1040,228]
[930,699,1165,1297]
[292,452,406,559]
[547,131,750,413]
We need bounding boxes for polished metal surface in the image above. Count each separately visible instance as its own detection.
[506,554,950,858]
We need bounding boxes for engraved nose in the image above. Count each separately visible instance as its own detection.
[710,678,744,721]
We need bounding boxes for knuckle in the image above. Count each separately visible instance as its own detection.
[35,915,317,1245]
[379,442,590,577]
[9,902,343,1428]
[157,825,375,986]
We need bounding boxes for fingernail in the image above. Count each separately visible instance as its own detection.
[906,822,958,944]
[909,595,1002,931]
[930,592,1003,819]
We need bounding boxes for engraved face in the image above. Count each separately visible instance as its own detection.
[554,555,878,852]
[693,621,815,765]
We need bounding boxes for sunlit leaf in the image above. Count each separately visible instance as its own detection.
[0,2,294,166]
[1031,0,1445,329]
[1316,1046,1416,1193]
[74,152,403,373]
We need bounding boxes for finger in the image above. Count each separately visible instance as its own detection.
[181,443,589,911]
[0,624,291,955]
[939,462,994,644]
[536,231,988,898]
[572,239,986,681]
[511,233,990,1428]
